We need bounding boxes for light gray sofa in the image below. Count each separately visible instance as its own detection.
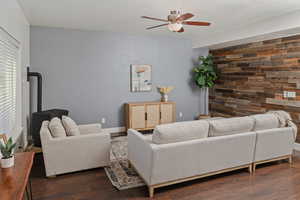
[40,121,111,177]
[128,111,297,197]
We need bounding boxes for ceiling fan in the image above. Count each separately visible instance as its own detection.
[141,10,211,33]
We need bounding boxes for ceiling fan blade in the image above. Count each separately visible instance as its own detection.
[146,23,169,30]
[177,27,184,33]
[141,16,168,22]
[176,13,194,21]
[183,21,211,26]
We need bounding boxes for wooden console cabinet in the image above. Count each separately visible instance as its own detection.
[125,101,176,131]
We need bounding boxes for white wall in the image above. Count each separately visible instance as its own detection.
[193,10,300,48]
[0,0,30,145]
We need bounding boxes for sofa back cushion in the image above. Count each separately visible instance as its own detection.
[49,117,67,138]
[152,120,209,144]
[208,116,254,137]
[62,116,80,136]
[252,114,280,131]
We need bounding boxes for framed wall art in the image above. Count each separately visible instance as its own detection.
[130,64,152,92]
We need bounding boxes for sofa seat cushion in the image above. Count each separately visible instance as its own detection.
[62,116,80,136]
[252,114,280,131]
[208,116,254,137]
[152,120,209,144]
[49,117,67,138]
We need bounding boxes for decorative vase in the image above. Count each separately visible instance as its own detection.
[204,87,209,115]
[157,86,174,102]
[1,156,14,168]
[161,93,168,102]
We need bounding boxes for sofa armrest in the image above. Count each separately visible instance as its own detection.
[45,132,110,145]
[78,123,102,135]
[287,120,298,141]
[254,127,294,162]
[42,132,111,176]
[128,129,153,185]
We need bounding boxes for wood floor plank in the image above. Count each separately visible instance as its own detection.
[31,152,300,200]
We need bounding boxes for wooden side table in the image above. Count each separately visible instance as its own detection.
[0,152,35,200]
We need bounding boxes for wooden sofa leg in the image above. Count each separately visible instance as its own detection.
[149,186,154,198]
[289,155,293,164]
[252,163,256,172]
[248,164,253,174]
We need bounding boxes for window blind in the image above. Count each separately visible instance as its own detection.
[0,28,19,135]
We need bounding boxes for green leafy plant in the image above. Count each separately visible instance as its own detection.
[193,54,217,88]
[0,137,16,159]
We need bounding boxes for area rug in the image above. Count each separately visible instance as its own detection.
[104,136,147,190]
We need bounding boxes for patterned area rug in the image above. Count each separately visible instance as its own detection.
[104,136,146,190]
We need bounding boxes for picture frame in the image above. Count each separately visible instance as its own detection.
[130,64,152,92]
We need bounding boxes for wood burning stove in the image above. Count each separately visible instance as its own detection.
[27,67,69,147]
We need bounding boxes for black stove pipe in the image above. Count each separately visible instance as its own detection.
[27,67,42,112]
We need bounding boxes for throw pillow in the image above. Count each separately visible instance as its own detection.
[49,117,67,138]
[208,116,254,137]
[152,120,209,144]
[62,116,80,136]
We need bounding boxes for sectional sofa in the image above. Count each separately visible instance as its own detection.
[128,111,297,197]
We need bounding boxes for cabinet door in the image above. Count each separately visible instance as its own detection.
[131,105,146,129]
[160,103,174,124]
[146,104,160,128]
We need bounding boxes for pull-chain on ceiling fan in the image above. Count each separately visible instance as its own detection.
[142,10,211,33]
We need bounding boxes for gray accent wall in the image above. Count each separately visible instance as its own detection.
[30,26,208,128]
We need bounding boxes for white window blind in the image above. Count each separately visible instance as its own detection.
[0,28,19,135]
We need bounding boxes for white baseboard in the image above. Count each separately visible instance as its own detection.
[103,126,126,133]
[294,143,300,151]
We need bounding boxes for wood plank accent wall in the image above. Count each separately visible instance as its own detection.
[210,35,300,142]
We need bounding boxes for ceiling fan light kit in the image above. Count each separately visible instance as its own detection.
[168,23,183,32]
[142,10,210,33]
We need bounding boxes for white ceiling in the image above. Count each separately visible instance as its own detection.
[18,0,300,48]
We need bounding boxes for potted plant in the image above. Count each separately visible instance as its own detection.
[0,137,16,168]
[193,54,217,115]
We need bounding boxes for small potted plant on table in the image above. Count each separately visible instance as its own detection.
[0,137,16,168]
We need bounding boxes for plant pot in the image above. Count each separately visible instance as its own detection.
[1,156,14,168]
[201,87,209,115]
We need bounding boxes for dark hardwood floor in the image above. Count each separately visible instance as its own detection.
[31,151,300,200]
